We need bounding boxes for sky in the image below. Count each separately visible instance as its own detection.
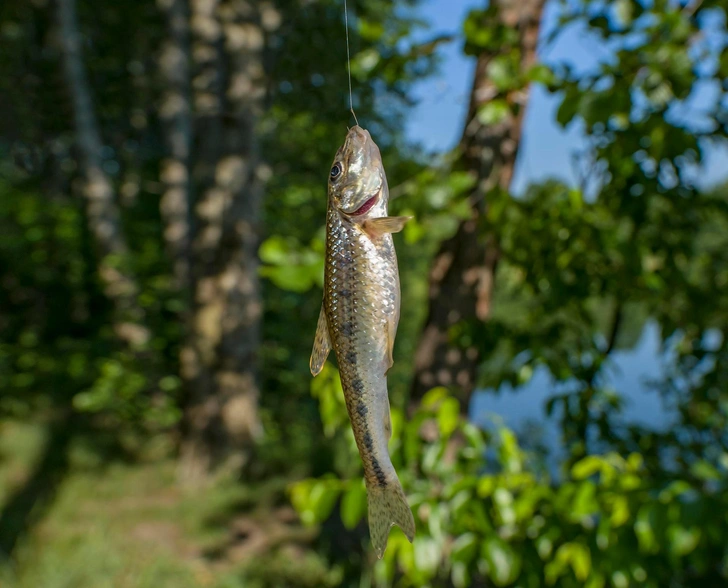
[404,0,728,194]
[400,0,728,444]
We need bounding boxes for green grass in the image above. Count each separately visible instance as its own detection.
[0,421,340,588]
[0,421,48,506]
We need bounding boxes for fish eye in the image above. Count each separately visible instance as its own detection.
[330,163,342,181]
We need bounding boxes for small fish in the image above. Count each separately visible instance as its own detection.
[310,125,415,558]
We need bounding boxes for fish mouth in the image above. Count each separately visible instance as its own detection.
[343,191,379,217]
[345,125,369,149]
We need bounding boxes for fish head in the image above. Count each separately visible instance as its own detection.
[328,125,387,217]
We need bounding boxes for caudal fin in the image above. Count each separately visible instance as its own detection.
[367,480,415,558]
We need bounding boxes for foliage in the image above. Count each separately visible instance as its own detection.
[477,0,728,469]
[293,388,728,587]
[0,174,182,429]
[290,0,728,585]
[0,0,727,586]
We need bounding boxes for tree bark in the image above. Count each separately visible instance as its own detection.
[410,0,546,409]
[178,0,274,484]
[157,0,193,288]
[57,0,150,348]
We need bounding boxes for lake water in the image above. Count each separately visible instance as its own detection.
[470,321,675,457]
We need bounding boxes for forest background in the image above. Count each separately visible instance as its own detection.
[1,0,728,586]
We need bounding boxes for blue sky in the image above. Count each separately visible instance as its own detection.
[404,0,728,194]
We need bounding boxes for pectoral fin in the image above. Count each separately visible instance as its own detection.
[363,216,412,238]
[310,305,331,377]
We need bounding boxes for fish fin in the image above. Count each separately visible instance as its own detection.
[367,479,415,559]
[363,216,412,237]
[310,305,331,377]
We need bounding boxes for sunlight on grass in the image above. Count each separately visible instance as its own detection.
[0,421,47,505]
[0,421,337,588]
[0,445,220,587]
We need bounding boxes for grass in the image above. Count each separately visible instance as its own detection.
[0,420,342,588]
[0,421,47,506]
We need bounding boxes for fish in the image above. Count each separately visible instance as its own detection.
[310,125,415,558]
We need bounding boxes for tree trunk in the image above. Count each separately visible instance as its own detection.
[178,0,273,484]
[57,0,150,349]
[157,0,193,288]
[410,0,545,409]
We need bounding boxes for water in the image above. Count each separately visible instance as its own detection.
[470,321,675,457]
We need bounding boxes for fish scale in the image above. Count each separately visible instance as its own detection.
[310,125,415,558]
[325,204,396,487]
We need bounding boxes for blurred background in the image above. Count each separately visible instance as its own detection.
[1,0,727,585]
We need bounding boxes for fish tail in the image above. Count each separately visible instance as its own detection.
[367,478,415,559]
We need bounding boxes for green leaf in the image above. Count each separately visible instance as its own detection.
[571,481,597,518]
[477,476,496,498]
[585,574,606,588]
[477,100,510,125]
[437,397,460,437]
[451,561,471,588]
[413,536,441,577]
[635,504,659,553]
[486,55,517,91]
[451,532,478,564]
[690,460,720,481]
[352,48,380,76]
[310,364,348,437]
[568,189,584,211]
[667,524,701,556]
[259,235,290,265]
[610,495,630,527]
[358,19,384,41]
[421,387,449,410]
[461,421,486,454]
[569,543,591,581]
[571,455,605,480]
[556,89,578,127]
[526,63,555,86]
[548,542,591,583]
[517,364,533,384]
[482,536,521,586]
[289,477,341,526]
[614,0,633,26]
[404,217,427,244]
[340,480,367,530]
[463,10,492,52]
[498,428,522,473]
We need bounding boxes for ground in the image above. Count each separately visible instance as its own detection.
[0,421,340,588]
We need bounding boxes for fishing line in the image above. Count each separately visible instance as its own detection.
[344,0,359,126]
